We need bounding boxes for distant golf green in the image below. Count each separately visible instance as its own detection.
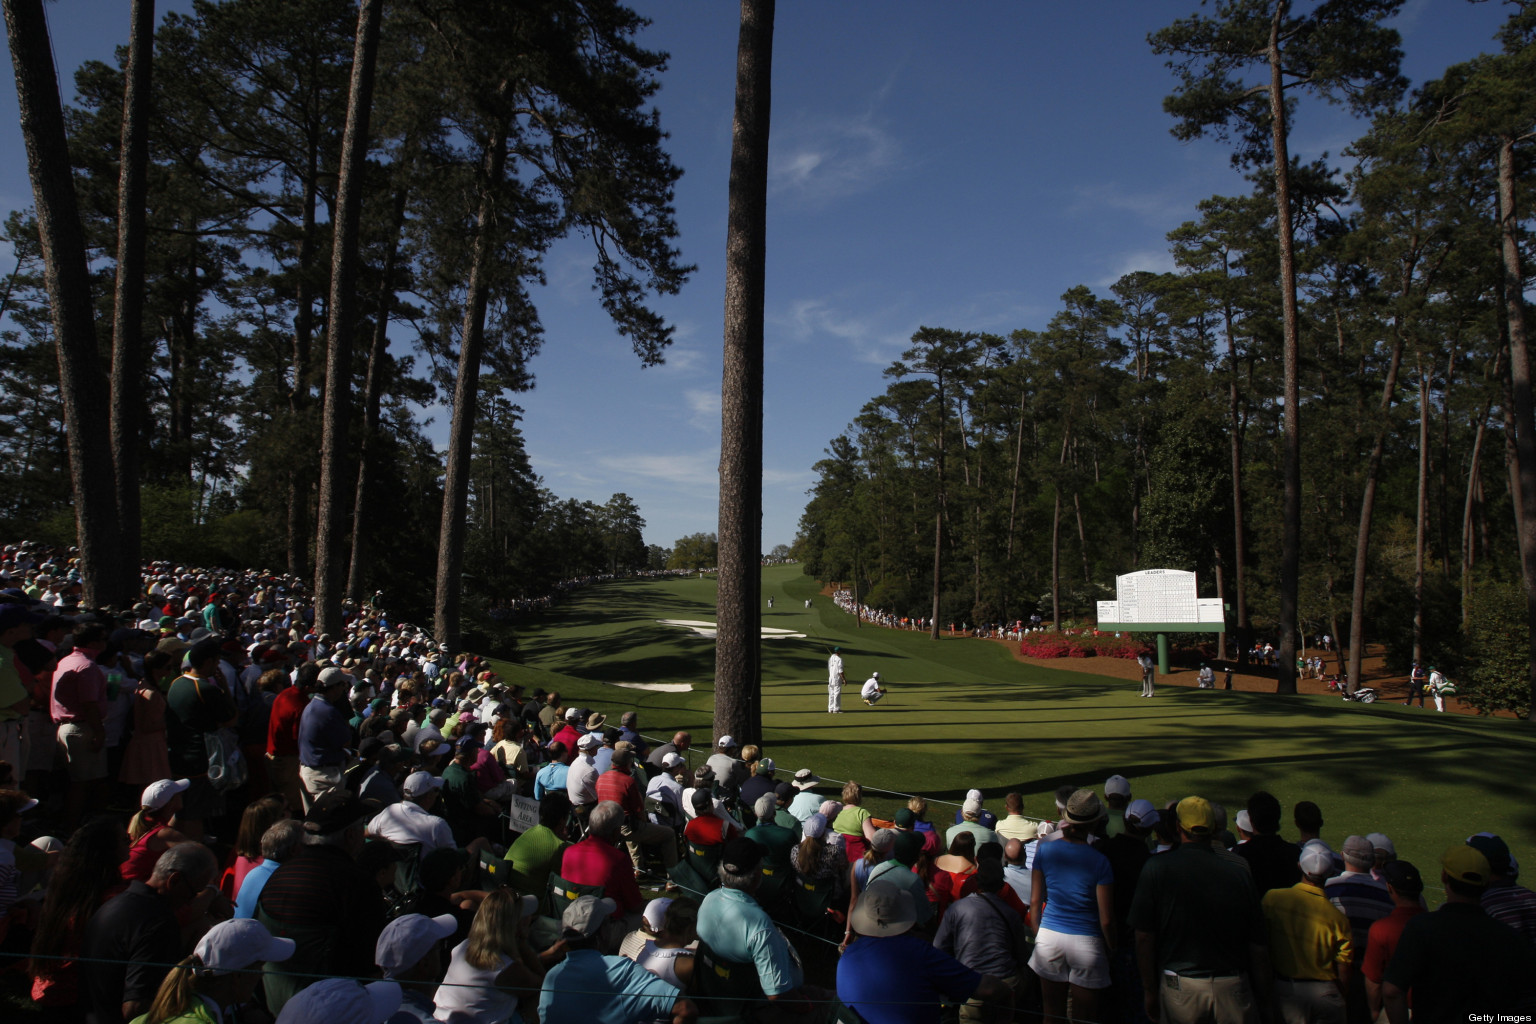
[499,563,1535,888]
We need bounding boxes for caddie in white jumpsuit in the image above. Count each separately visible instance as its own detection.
[827,648,845,713]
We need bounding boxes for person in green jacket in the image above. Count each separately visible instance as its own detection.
[131,918,294,1024]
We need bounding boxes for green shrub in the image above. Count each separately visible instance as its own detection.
[1462,578,1531,718]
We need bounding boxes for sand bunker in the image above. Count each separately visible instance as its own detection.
[609,681,694,692]
[656,619,806,640]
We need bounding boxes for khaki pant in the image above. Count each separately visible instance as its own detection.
[1160,972,1259,1024]
[269,754,302,811]
[298,764,342,812]
[623,818,680,870]
[1274,978,1345,1024]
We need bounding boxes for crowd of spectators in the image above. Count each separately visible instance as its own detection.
[0,540,1531,1023]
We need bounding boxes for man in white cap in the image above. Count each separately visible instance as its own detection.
[275,978,401,1024]
[698,737,740,801]
[860,672,886,705]
[1262,844,1353,1023]
[568,730,604,821]
[645,752,688,825]
[946,792,998,850]
[365,772,454,858]
[839,880,1013,1024]
[375,912,457,1022]
[827,647,845,714]
[539,895,696,1024]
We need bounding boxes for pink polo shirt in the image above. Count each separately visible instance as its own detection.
[50,649,106,724]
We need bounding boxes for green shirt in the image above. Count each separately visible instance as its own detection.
[510,824,568,897]
[1382,900,1536,1016]
[1128,841,1265,976]
[0,648,28,721]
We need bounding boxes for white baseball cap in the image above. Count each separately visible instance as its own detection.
[141,778,190,811]
[275,979,401,1024]
[661,752,685,769]
[717,735,737,749]
[642,897,673,932]
[577,732,602,750]
[402,771,445,799]
[1104,775,1132,798]
[374,913,457,979]
[193,919,295,975]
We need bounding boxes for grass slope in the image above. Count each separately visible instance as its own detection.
[500,564,1536,886]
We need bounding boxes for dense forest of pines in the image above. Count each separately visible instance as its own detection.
[0,0,687,648]
[795,1,1536,716]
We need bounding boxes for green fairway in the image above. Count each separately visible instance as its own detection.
[500,564,1536,887]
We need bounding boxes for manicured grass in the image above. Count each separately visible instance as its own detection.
[498,564,1536,890]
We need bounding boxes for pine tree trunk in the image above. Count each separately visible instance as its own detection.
[1495,135,1536,723]
[1413,358,1429,664]
[287,154,321,578]
[4,0,121,608]
[347,185,409,599]
[435,107,509,654]
[1225,300,1250,663]
[1267,4,1302,695]
[1461,349,1501,625]
[314,0,383,638]
[715,0,773,744]
[109,0,154,604]
[1345,336,1404,692]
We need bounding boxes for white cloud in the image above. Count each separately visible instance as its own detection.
[597,449,719,489]
[1095,249,1177,288]
[769,116,902,204]
[1069,182,1190,226]
[683,388,721,431]
[775,298,910,366]
[655,345,704,374]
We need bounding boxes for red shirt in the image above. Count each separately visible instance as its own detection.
[684,814,739,847]
[595,768,642,819]
[1361,903,1424,983]
[551,725,583,760]
[560,835,642,913]
[266,685,307,756]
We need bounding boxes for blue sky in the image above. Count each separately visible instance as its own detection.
[0,0,1514,552]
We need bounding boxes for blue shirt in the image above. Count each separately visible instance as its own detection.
[234,858,281,920]
[1034,839,1113,936]
[298,695,350,767]
[837,932,980,1024]
[537,949,680,1024]
[617,726,648,756]
[697,886,802,997]
[534,761,569,800]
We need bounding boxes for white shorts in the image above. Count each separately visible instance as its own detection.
[1028,926,1111,989]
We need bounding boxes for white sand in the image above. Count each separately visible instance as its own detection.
[655,619,805,639]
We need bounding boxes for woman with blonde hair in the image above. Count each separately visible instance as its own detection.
[134,919,293,1024]
[432,888,543,1023]
[122,779,191,882]
[831,780,880,863]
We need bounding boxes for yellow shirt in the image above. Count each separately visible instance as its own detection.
[1262,881,1352,981]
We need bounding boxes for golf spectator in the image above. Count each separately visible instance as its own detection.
[1360,860,1424,1021]
[1382,845,1536,1021]
[935,857,1030,1015]
[838,880,1013,1024]
[1236,790,1303,895]
[704,735,747,794]
[995,792,1039,844]
[696,837,820,1020]
[1029,788,1114,1024]
[617,711,649,759]
[538,894,696,1024]
[647,731,691,771]
[786,769,822,823]
[1466,831,1536,943]
[1130,796,1271,1023]
[534,741,570,798]
[508,792,572,905]
[947,792,999,851]
[563,800,645,925]
[833,780,879,863]
[952,788,999,832]
[234,818,304,919]
[1262,844,1353,1022]
[1103,775,1132,836]
[598,747,679,872]
[374,912,457,1022]
[366,771,455,858]
[81,841,219,1024]
[297,666,352,810]
[52,622,111,826]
